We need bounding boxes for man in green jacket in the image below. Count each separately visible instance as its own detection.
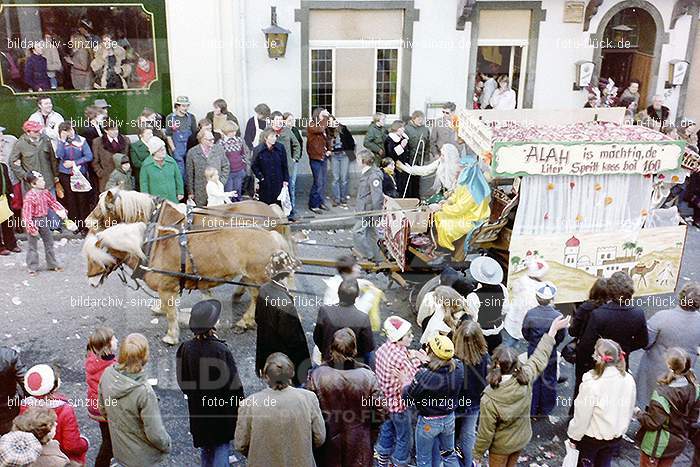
[129,127,152,188]
[140,137,183,202]
[363,112,387,163]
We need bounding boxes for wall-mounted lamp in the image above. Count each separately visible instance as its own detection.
[665,59,689,88]
[573,60,595,90]
[262,6,291,59]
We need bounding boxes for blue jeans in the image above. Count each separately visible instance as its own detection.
[415,412,460,467]
[225,169,246,202]
[458,408,479,467]
[309,158,327,208]
[330,151,349,203]
[501,329,521,348]
[288,161,298,214]
[375,410,413,466]
[200,443,230,467]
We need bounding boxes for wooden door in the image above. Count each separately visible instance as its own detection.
[630,51,653,108]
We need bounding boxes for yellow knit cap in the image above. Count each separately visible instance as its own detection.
[428,335,455,360]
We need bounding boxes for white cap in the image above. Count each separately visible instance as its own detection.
[147,137,166,155]
[383,316,412,343]
[536,282,557,300]
[526,257,549,278]
[24,364,58,397]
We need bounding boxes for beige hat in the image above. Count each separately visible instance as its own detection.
[146,137,166,155]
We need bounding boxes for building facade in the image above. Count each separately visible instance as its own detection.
[0,0,698,133]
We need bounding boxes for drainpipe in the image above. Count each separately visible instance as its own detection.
[239,0,250,117]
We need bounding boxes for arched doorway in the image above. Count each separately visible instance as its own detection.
[591,1,668,111]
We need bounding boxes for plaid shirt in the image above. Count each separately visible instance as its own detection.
[22,188,64,236]
[375,341,420,413]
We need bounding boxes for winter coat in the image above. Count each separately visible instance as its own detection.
[403,360,465,417]
[429,121,459,160]
[355,167,383,212]
[384,132,410,164]
[329,124,355,157]
[307,360,382,467]
[9,134,56,191]
[473,334,555,459]
[404,121,431,164]
[105,152,133,191]
[522,305,566,364]
[186,144,230,206]
[244,117,268,151]
[69,47,93,90]
[382,170,399,197]
[55,135,92,176]
[363,123,387,157]
[139,155,184,202]
[31,439,69,467]
[24,54,50,91]
[221,136,248,173]
[569,299,600,339]
[637,379,700,460]
[28,111,64,152]
[578,301,649,374]
[636,307,700,408]
[567,367,636,442]
[0,347,25,430]
[457,352,489,412]
[91,134,130,192]
[255,281,311,386]
[129,139,151,182]
[307,117,330,161]
[646,105,670,125]
[176,335,245,448]
[20,395,88,464]
[98,366,171,467]
[313,304,374,362]
[275,127,302,166]
[235,386,325,467]
[84,352,116,422]
[251,142,289,205]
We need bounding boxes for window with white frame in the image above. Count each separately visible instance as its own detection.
[308,44,401,122]
[311,49,333,114]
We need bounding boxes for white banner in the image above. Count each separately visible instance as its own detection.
[492,141,685,176]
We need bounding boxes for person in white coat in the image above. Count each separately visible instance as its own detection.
[502,257,548,347]
[204,167,235,206]
[489,75,517,110]
[567,338,636,467]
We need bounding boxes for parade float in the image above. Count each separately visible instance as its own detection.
[455,107,696,303]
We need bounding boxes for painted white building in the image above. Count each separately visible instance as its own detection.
[163,0,699,126]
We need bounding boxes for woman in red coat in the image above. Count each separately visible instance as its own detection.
[20,364,89,465]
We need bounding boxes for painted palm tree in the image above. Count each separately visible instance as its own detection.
[635,246,643,258]
[622,241,635,256]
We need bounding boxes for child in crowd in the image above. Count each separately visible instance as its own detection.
[567,338,636,467]
[85,327,118,467]
[380,157,399,198]
[12,406,69,466]
[521,283,566,419]
[402,335,464,467]
[19,364,89,465]
[474,315,570,466]
[221,121,247,202]
[374,316,427,467]
[635,347,700,467]
[105,153,133,191]
[21,171,67,276]
[205,167,236,206]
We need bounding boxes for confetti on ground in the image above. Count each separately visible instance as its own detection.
[11,297,21,305]
[22,281,29,286]
[150,318,159,324]
[52,319,58,324]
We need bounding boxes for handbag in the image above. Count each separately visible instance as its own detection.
[277,185,292,216]
[0,195,11,224]
[562,440,579,467]
[70,165,92,192]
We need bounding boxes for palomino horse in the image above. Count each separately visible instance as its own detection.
[83,221,294,344]
[84,188,297,331]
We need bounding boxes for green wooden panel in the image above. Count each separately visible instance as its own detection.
[0,0,171,135]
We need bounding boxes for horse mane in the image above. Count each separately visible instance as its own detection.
[95,222,148,260]
[82,233,116,267]
[116,191,155,223]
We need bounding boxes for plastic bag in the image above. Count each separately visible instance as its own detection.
[277,185,292,216]
[562,440,579,467]
[70,165,92,192]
